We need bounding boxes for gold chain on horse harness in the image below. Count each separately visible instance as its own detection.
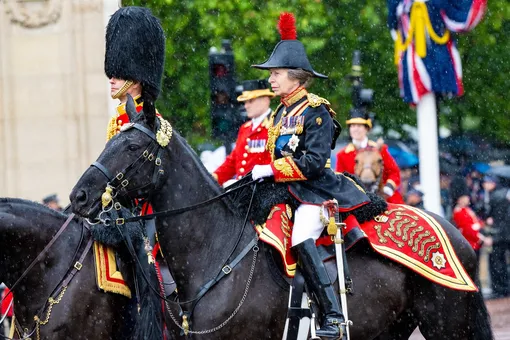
[165,244,259,335]
[9,219,93,340]
[33,287,67,340]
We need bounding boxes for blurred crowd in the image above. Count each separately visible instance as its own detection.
[400,164,510,299]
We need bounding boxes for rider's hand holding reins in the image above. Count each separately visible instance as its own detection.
[252,164,273,181]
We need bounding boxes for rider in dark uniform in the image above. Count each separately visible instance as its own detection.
[251,12,370,339]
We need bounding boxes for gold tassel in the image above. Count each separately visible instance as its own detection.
[182,315,189,336]
[412,3,427,58]
[101,186,113,208]
[394,31,402,65]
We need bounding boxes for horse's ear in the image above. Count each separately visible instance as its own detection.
[142,94,157,129]
[376,137,384,149]
[125,94,138,122]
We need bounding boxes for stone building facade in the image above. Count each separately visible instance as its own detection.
[0,0,119,204]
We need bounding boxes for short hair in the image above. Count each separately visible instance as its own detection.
[287,68,314,88]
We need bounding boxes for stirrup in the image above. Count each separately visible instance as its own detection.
[309,311,321,340]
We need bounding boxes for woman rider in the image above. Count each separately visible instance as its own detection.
[251,13,370,339]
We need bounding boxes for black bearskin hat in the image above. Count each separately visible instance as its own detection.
[449,176,470,204]
[252,13,327,79]
[105,6,166,100]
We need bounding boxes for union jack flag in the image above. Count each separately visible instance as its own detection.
[387,0,487,104]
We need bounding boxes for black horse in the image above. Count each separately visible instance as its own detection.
[70,97,493,340]
[0,198,162,340]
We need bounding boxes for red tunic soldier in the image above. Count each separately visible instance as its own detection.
[213,79,274,186]
[335,109,404,204]
[451,179,489,256]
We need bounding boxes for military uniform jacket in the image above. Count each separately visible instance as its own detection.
[335,142,404,204]
[266,87,369,212]
[106,95,145,140]
[213,117,272,185]
[452,206,483,250]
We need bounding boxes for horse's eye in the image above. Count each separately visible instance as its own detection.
[355,160,359,164]
[378,159,383,164]
[127,144,140,151]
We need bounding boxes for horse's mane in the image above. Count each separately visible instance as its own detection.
[172,132,239,214]
[0,197,67,220]
[174,133,223,190]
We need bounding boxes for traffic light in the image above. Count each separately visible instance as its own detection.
[208,40,242,144]
[348,50,375,120]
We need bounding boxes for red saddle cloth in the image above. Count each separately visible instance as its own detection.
[255,203,477,292]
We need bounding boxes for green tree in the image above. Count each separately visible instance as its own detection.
[125,0,510,147]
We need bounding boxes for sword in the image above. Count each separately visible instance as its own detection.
[326,199,351,340]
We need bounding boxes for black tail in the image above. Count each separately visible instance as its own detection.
[470,289,494,340]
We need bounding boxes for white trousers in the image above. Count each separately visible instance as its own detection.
[291,204,328,246]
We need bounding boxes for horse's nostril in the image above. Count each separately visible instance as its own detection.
[75,190,88,204]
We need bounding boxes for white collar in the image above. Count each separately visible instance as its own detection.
[352,137,368,149]
[251,109,271,130]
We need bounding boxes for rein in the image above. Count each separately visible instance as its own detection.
[3,214,75,296]
[89,121,259,224]
[87,116,264,334]
[0,216,94,340]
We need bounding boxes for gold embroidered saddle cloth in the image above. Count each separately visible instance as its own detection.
[256,203,477,292]
[93,242,132,298]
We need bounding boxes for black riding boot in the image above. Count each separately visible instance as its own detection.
[293,238,345,339]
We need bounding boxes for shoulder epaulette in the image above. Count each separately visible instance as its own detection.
[368,140,379,147]
[345,143,356,153]
[106,115,119,141]
[307,93,336,117]
[242,121,251,128]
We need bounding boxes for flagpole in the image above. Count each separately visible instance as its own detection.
[417,92,442,215]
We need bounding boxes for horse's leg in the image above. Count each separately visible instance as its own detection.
[372,309,418,340]
[413,212,493,340]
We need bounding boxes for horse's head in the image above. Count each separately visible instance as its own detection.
[354,146,383,193]
[70,94,171,218]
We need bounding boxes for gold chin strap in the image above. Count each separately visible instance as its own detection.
[111,80,134,99]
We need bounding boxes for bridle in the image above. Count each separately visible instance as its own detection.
[0,215,94,340]
[86,117,262,335]
[91,120,168,210]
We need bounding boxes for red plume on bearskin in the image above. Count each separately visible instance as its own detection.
[278,12,297,40]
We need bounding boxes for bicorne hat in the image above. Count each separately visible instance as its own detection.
[236,79,275,102]
[346,108,372,129]
[252,13,327,79]
[42,194,59,205]
[105,6,166,100]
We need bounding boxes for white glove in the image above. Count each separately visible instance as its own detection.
[252,164,274,181]
[383,184,394,197]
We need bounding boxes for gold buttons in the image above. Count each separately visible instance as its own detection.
[243,153,248,158]
[240,168,245,173]
[245,145,249,150]
[242,160,246,165]
[246,138,251,142]
[257,128,261,132]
